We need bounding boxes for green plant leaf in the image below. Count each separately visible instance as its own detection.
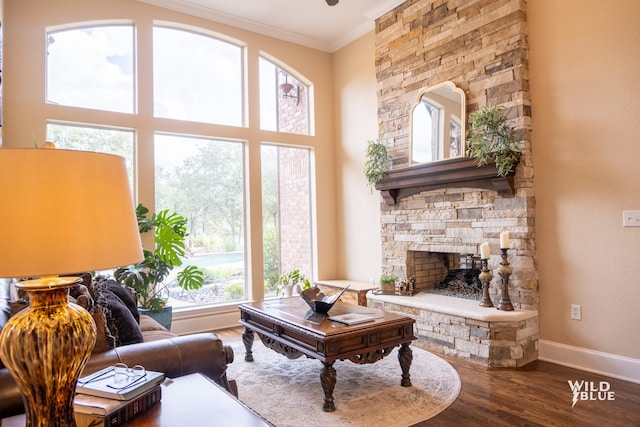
[364,140,390,190]
[466,106,521,177]
[115,204,205,309]
[177,265,205,291]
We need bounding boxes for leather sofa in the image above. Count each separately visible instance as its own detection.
[0,279,235,418]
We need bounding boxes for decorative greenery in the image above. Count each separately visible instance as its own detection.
[276,269,311,297]
[114,204,205,311]
[224,282,245,300]
[364,140,390,190]
[466,105,521,177]
[380,275,397,285]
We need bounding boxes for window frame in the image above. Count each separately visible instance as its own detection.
[40,19,319,318]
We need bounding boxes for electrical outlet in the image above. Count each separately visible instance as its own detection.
[623,210,640,227]
[571,304,582,320]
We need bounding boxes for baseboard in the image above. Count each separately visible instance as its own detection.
[170,305,241,335]
[539,340,640,384]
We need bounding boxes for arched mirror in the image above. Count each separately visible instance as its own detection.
[410,81,466,163]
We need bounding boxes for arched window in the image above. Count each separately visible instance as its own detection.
[153,26,244,126]
[45,22,316,310]
[47,25,135,113]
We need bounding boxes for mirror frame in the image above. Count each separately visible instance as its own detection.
[409,81,466,164]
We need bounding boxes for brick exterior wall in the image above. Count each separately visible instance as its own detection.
[278,147,312,276]
[277,75,312,276]
[375,0,538,311]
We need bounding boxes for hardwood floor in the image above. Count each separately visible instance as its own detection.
[217,327,640,426]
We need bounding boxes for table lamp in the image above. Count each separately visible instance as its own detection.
[0,146,143,426]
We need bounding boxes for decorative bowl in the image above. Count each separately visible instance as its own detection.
[300,285,350,314]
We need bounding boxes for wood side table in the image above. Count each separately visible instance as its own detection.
[1,373,272,427]
[239,297,415,412]
[314,280,378,306]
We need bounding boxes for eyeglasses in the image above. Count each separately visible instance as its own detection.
[78,363,147,391]
[108,363,146,390]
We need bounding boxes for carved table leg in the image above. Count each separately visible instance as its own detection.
[398,342,413,387]
[242,327,255,362]
[320,361,337,412]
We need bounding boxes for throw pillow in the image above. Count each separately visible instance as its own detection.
[102,280,140,324]
[71,287,116,352]
[93,279,144,347]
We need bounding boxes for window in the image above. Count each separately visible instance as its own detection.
[259,57,311,135]
[47,25,134,114]
[46,122,135,194]
[261,144,313,298]
[153,27,244,126]
[155,134,246,305]
[44,21,317,311]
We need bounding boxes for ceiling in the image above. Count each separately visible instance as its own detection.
[138,0,407,52]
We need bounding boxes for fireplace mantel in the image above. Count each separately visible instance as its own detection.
[374,157,515,205]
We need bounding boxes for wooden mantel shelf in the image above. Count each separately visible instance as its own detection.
[374,157,515,205]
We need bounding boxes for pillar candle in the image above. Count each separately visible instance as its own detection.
[500,231,510,249]
[480,242,490,259]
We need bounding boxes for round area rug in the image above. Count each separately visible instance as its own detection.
[226,341,461,427]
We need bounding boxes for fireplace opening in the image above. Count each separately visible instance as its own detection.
[406,251,481,300]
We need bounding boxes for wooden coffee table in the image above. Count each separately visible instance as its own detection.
[239,297,416,412]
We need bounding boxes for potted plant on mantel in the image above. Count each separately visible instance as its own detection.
[466,105,522,177]
[114,204,205,329]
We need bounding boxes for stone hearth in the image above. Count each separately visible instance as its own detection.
[367,292,538,368]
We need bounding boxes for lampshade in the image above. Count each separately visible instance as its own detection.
[0,147,143,277]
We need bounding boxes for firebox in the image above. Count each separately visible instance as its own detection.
[406,251,482,299]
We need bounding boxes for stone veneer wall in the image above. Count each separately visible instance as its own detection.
[375,0,538,310]
[367,295,539,367]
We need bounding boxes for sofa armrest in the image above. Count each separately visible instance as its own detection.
[83,332,235,393]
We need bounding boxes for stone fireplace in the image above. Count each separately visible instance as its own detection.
[367,0,539,367]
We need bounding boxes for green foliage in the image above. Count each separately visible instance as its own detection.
[224,282,245,299]
[203,264,243,282]
[364,140,390,190]
[114,204,205,311]
[154,139,244,255]
[276,269,311,297]
[380,275,397,285]
[466,106,521,177]
[262,226,280,289]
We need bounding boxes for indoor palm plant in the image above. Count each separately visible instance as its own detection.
[114,204,205,326]
[466,105,521,177]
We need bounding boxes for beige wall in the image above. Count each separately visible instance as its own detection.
[2,0,339,303]
[331,31,382,283]
[528,0,640,359]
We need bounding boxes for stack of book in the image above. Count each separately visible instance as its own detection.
[74,366,165,427]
